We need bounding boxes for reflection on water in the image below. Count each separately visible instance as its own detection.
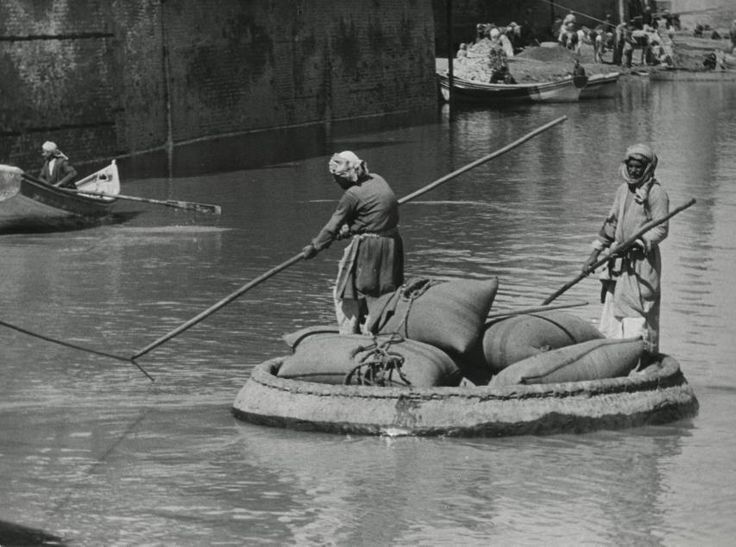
[234,424,694,545]
[1,77,736,544]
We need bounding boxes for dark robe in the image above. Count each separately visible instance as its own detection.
[40,156,77,188]
[312,173,404,299]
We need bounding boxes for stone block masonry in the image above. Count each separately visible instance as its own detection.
[0,0,438,177]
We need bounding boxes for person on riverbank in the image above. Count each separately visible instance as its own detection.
[39,141,77,188]
[302,151,404,335]
[559,12,580,52]
[593,25,607,63]
[582,144,669,363]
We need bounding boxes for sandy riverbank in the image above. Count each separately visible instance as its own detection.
[437,28,735,83]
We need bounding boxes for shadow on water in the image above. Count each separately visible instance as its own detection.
[0,519,66,546]
[113,110,437,179]
[0,212,142,236]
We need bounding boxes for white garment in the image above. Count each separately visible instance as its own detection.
[599,288,648,345]
[333,244,370,334]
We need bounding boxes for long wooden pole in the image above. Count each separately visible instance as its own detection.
[131,253,304,360]
[0,318,154,382]
[487,300,588,321]
[132,116,567,360]
[447,0,454,107]
[541,198,696,306]
[398,115,567,204]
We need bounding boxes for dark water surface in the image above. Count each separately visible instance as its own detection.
[2,77,735,545]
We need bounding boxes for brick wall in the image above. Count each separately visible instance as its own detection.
[0,0,437,176]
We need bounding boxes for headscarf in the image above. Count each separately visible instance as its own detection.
[328,151,368,183]
[41,141,69,160]
[619,143,658,203]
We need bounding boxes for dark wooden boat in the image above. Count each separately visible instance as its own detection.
[232,353,698,437]
[437,71,620,104]
[0,161,120,232]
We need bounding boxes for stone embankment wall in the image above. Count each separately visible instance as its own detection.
[0,1,437,176]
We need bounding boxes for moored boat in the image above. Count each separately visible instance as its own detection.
[437,72,578,104]
[437,71,620,104]
[0,161,120,232]
[579,72,621,99]
[232,352,698,437]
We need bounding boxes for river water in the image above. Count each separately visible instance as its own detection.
[1,76,735,545]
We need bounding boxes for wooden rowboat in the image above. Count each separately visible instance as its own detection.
[232,353,698,437]
[0,161,120,232]
[437,72,620,104]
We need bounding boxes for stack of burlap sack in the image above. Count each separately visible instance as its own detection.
[278,277,646,388]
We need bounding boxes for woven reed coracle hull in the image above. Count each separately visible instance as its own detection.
[232,355,698,437]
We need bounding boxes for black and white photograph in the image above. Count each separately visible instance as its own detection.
[1,0,734,544]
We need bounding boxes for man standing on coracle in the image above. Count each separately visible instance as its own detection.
[582,144,669,362]
[302,151,404,334]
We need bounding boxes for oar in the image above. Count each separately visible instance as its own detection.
[487,300,588,321]
[68,188,222,215]
[131,116,568,360]
[541,198,696,306]
[21,172,221,215]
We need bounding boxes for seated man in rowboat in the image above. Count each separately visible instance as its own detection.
[302,151,404,335]
[38,141,77,189]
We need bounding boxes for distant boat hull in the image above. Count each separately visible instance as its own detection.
[650,68,736,81]
[438,72,620,104]
[0,162,120,232]
[579,72,622,98]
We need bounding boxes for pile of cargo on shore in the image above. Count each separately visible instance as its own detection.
[438,18,736,87]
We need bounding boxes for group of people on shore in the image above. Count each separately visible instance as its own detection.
[304,143,669,368]
[554,10,673,68]
[451,9,681,85]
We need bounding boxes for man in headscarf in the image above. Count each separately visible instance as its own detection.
[39,141,78,188]
[302,151,404,334]
[582,144,670,363]
[559,11,579,51]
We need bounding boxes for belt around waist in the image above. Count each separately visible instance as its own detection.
[353,226,400,238]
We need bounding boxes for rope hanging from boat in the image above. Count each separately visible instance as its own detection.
[345,333,410,387]
[0,318,154,382]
